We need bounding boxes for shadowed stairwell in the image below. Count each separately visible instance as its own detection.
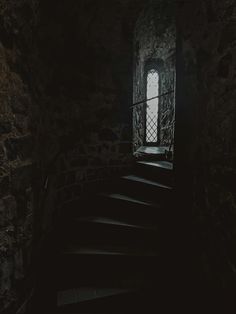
[29,150,174,313]
[1,0,236,313]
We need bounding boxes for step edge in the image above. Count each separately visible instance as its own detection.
[121,175,172,190]
[100,193,157,207]
[62,246,158,257]
[57,287,136,307]
[72,216,157,230]
[136,161,173,170]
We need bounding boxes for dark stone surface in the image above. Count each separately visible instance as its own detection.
[0,3,37,308]
[11,95,30,114]
[218,23,236,53]
[119,142,132,154]
[217,53,232,78]
[5,135,32,161]
[99,128,118,142]
[176,0,236,307]
[0,196,17,228]
[0,176,10,198]
[0,0,136,311]
[70,157,89,168]
[11,164,32,192]
[0,120,12,134]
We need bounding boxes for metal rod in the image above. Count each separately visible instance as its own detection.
[130,90,174,109]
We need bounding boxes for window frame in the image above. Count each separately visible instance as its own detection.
[144,59,163,146]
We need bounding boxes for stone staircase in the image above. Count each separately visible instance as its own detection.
[29,147,174,313]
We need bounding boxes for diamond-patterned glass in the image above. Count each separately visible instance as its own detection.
[146,69,159,143]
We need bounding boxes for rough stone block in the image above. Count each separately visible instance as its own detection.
[0,142,6,160]
[14,249,24,281]
[0,120,12,134]
[56,173,66,188]
[59,187,73,203]
[11,163,32,191]
[110,145,117,153]
[218,24,236,53]
[0,230,14,254]
[118,142,132,154]
[86,169,98,181]
[87,145,97,154]
[0,196,17,227]
[0,257,12,295]
[66,171,76,185]
[109,159,121,166]
[11,94,30,114]
[99,128,118,141]
[217,53,232,78]
[14,114,29,132]
[70,184,82,197]
[75,170,85,182]
[120,126,131,141]
[89,157,105,167]
[5,135,32,161]
[0,176,10,198]
[70,157,88,168]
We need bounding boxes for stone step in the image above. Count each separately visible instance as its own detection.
[58,215,158,247]
[135,160,173,185]
[51,243,160,290]
[122,175,171,189]
[57,287,134,307]
[118,175,172,203]
[62,244,158,257]
[60,192,161,222]
[56,287,158,313]
[70,216,157,230]
[138,160,173,169]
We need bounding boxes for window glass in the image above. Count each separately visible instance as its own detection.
[146,69,159,143]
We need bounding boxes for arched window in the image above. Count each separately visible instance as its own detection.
[145,69,159,144]
[132,0,176,153]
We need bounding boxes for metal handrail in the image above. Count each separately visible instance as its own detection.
[130,90,174,109]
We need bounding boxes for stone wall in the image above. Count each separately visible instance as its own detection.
[0,0,139,311]
[33,0,143,216]
[0,0,38,311]
[54,127,133,208]
[0,0,141,312]
[176,0,236,305]
[133,0,176,151]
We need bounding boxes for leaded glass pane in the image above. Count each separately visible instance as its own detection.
[146,69,159,143]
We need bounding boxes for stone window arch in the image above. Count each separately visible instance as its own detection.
[133,1,176,153]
